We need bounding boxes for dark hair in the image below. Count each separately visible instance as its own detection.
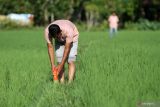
[48,24,61,38]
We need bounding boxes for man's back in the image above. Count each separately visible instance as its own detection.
[45,20,79,43]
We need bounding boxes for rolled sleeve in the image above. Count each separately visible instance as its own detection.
[66,36,73,43]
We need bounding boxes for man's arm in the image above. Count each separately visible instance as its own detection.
[47,41,55,69]
[44,27,55,70]
[56,42,72,72]
[61,42,72,66]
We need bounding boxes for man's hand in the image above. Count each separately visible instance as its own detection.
[52,64,56,68]
[55,64,63,75]
[52,65,56,72]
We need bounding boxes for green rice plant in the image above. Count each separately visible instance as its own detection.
[0,30,160,107]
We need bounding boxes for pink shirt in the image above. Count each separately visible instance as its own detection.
[44,20,79,43]
[108,15,119,28]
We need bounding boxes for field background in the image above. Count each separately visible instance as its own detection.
[0,29,160,107]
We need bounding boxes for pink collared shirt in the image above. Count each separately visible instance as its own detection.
[108,15,119,28]
[44,20,79,43]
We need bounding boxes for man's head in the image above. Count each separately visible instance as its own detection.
[112,11,116,16]
[48,24,61,38]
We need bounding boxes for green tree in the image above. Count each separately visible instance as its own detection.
[0,0,32,14]
[84,2,99,30]
[30,0,76,25]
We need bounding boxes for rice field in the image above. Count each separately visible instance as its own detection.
[0,29,160,107]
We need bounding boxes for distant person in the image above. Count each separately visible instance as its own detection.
[44,20,79,83]
[108,12,119,38]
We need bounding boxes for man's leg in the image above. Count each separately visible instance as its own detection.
[109,28,113,38]
[68,61,75,83]
[58,63,65,83]
[115,28,118,35]
[67,41,78,83]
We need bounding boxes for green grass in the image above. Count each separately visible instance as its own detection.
[0,30,160,107]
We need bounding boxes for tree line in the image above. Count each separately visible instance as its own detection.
[0,0,160,28]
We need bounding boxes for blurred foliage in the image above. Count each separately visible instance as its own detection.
[0,0,160,30]
[75,20,108,31]
[0,19,33,29]
[137,19,160,30]
[84,2,99,30]
[125,19,160,30]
